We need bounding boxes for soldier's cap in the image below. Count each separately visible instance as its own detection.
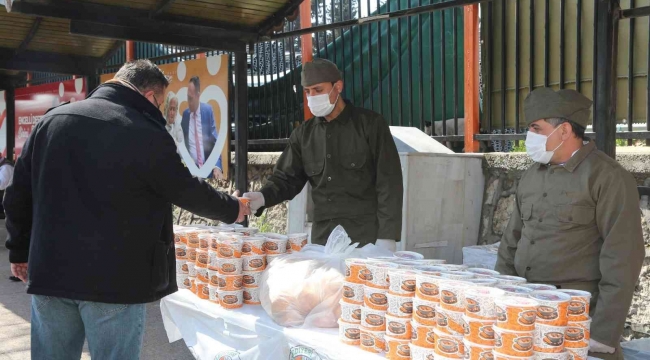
[301,58,342,87]
[523,87,593,127]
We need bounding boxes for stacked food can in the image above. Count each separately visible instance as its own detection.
[463,286,506,360]
[287,233,309,253]
[339,259,365,349]
[558,290,592,360]
[412,270,441,359]
[260,233,289,265]
[493,296,539,359]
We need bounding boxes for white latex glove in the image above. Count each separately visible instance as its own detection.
[243,192,265,212]
[589,339,615,354]
[375,239,397,252]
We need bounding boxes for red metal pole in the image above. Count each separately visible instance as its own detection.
[463,5,480,153]
[126,41,136,62]
[299,0,313,120]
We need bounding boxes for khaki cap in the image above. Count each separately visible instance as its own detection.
[301,58,342,87]
[523,87,593,127]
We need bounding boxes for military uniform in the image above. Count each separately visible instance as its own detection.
[256,100,403,245]
[496,88,644,360]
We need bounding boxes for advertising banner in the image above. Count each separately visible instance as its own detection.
[14,78,86,158]
[101,55,230,179]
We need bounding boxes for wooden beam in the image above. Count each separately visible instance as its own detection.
[150,0,177,18]
[463,4,480,153]
[0,47,99,75]
[70,20,246,53]
[15,17,42,55]
[257,0,302,35]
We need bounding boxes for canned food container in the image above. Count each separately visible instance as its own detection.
[217,258,243,275]
[409,343,436,360]
[533,351,568,360]
[364,286,389,311]
[557,290,592,322]
[208,270,219,287]
[176,259,189,275]
[437,306,466,336]
[177,229,191,244]
[530,291,571,327]
[493,327,534,357]
[494,296,539,332]
[496,285,534,297]
[208,250,219,271]
[175,244,188,260]
[189,276,196,294]
[385,335,411,359]
[415,265,448,274]
[217,238,243,259]
[412,297,437,325]
[241,236,266,255]
[366,262,399,289]
[492,350,535,360]
[266,253,286,266]
[242,254,266,271]
[565,347,589,360]
[464,340,495,360]
[360,328,386,353]
[345,258,369,284]
[208,285,219,304]
[243,287,261,305]
[288,233,309,252]
[388,269,417,296]
[342,281,364,305]
[533,323,567,353]
[440,280,471,312]
[173,229,183,244]
[439,264,468,271]
[494,275,527,286]
[467,268,501,277]
[434,328,466,359]
[198,233,211,250]
[411,320,436,348]
[415,273,443,301]
[196,280,209,300]
[187,230,201,248]
[393,251,424,260]
[440,271,475,281]
[196,267,209,283]
[361,306,387,331]
[217,274,243,291]
[187,247,197,262]
[176,274,189,289]
[339,300,362,323]
[263,237,288,255]
[209,236,219,251]
[466,278,499,287]
[385,313,412,340]
[220,290,244,309]
[234,227,259,237]
[338,319,361,346]
[564,318,591,349]
[195,249,209,269]
[465,286,506,320]
[187,261,197,277]
[464,316,496,346]
[417,259,447,266]
[520,284,558,291]
[242,270,263,288]
[386,293,413,318]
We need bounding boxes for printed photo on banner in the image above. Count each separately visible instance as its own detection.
[101,55,230,180]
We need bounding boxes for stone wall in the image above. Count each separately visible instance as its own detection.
[480,152,650,340]
[172,153,286,233]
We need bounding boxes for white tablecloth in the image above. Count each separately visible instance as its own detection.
[160,289,384,360]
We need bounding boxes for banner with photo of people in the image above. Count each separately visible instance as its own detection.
[101,55,230,180]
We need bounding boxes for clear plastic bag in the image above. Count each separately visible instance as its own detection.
[259,226,391,328]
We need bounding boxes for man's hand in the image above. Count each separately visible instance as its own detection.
[375,239,397,252]
[242,192,265,213]
[10,263,28,283]
[589,339,615,354]
[213,168,224,180]
[232,191,251,223]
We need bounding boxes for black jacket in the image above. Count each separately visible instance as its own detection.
[4,84,239,304]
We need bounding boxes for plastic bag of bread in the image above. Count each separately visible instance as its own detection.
[260,226,390,328]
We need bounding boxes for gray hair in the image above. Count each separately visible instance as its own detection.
[114,59,169,94]
[544,117,587,140]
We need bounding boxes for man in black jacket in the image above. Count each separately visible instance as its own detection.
[4,60,249,360]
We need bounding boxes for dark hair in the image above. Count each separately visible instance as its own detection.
[189,76,200,93]
[114,59,169,94]
[545,117,587,140]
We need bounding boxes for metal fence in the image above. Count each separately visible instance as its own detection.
[483,0,650,150]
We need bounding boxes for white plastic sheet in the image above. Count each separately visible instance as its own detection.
[160,289,385,360]
[621,338,650,360]
[462,242,500,269]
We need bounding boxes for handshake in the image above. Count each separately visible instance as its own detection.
[232,191,265,223]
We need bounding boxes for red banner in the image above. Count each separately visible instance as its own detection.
[15,78,86,158]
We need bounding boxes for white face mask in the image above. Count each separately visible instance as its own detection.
[525,125,564,164]
[307,87,339,117]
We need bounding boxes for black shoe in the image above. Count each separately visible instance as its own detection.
[9,276,21,282]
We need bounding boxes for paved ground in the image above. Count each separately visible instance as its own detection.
[0,246,195,360]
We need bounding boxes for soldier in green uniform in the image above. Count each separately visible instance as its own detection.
[244,59,403,249]
[495,88,644,360]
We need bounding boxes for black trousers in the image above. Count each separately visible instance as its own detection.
[311,213,378,246]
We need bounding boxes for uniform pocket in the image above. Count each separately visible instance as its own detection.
[304,160,324,177]
[340,152,367,170]
[520,202,533,221]
[556,205,595,225]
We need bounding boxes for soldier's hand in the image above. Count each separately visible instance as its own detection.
[243,192,265,213]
